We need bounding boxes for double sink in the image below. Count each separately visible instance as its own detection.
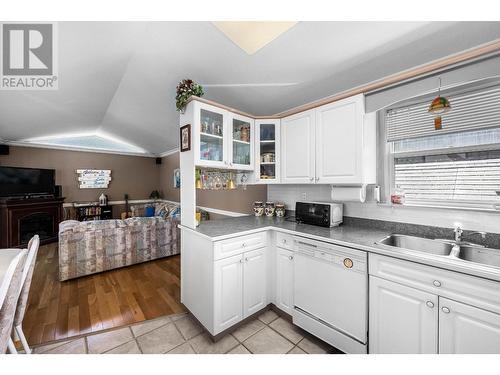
[377,234,500,268]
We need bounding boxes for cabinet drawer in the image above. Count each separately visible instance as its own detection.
[276,232,294,250]
[214,232,267,260]
[369,253,500,314]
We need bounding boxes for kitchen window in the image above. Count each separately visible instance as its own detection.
[386,84,500,210]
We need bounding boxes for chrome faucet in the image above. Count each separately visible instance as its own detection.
[453,225,487,243]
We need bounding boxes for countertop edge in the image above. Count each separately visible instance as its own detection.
[179,224,500,282]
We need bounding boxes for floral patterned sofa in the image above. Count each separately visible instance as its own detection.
[58,202,180,281]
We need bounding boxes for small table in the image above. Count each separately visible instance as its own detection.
[0,249,22,310]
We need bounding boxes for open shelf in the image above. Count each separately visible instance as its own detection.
[233,139,251,145]
[200,132,223,139]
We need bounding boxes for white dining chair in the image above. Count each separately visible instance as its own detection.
[11,235,40,354]
[0,249,27,354]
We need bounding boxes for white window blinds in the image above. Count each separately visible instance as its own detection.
[386,85,500,142]
[394,151,500,204]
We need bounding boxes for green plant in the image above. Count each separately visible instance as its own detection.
[176,79,204,112]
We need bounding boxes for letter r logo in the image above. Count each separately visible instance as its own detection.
[2,23,53,75]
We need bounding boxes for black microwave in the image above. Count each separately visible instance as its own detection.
[295,201,343,228]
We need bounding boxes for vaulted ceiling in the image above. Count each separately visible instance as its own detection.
[1,21,500,155]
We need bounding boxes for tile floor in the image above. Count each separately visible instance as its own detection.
[33,310,343,354]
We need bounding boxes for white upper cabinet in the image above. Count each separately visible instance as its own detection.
[315,94,372,184]
[439,297,500,354]
[255,120,281,183]
[191,101,254,170]
[281,94,376,185]
[229,113,254,170]
[281,109,316,183]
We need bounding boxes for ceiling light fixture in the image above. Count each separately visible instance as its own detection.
[212,21,297,55]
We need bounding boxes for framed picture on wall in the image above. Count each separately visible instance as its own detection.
[173,168,181,188]
[180,124,191,152]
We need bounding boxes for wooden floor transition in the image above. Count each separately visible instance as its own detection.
[23,243,185,346]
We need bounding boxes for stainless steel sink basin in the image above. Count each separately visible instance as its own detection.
[377,234,500,269]
[377,234,454,256]
[456,245,500,268]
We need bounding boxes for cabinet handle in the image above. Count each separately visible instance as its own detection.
[230,162,233,166]
[245,257,249,262]
[309,177,314,182]
[433,280,442,287]
[282,239,287,244]
[242,243,246,247]
[297,241,317,248]
[441,307,450,314]
[426,301,435,308]
[315,177,319,182]
[288,255,294,260]
[239,259,244,263]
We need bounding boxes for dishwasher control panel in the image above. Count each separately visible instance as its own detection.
[294,237,367,273]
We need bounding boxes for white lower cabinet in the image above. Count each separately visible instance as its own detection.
[369,254,500,354]
[214,254,244,333]
[214,248,267,334]
[243,248,267,318]
[439,297,500,354]
[275,247,294,315]
[369,276,438,354]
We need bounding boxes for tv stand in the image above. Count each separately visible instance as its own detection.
[0,196,65,248]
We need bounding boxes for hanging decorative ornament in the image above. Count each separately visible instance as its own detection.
[428,77,451,130]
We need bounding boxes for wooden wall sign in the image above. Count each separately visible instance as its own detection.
[76,169,112,189]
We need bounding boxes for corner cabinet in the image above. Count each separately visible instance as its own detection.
[254,120,281,183]
[280,94,376,184]
[191,100,254,170]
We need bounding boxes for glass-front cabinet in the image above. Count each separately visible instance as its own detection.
[230,114,254,170]
[193,101,254,170]
[198,106,226,167]
[255,119,280,183]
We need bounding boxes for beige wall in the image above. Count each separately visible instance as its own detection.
[159,152,180,202]
[0,146,161,203]
[161,152,267,215]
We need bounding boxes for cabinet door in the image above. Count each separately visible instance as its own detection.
[275,248,294,315]
[255,120,280,183]
[439,297,500,354]
[195,102,228,169]
[315,94,364,184]
[281,110,315,183]
[214,254,243,333]
[369,276,438,354]
[243,248,267,318]
[230,114,254,170]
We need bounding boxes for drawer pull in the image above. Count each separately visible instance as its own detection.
[282,239,287,244]
[442,306,450,314]
[239,259,244,263]
[245,257,249,262]
[288,255,294,261]
[242,243,247,247]
[298,241,317,248]
[433,280,442,287]
[426,301,435,308]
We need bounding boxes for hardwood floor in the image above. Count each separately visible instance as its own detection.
[23,243,185,346]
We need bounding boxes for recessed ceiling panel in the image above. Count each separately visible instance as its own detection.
[212,21,297,54]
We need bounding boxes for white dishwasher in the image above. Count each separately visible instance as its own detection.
[293,237,368,354]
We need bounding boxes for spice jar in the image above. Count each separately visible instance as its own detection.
[253,201,264,217]
[275,204,285,217]
[265,202,275,217]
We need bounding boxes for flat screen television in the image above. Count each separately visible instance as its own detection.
[0,166,55,197]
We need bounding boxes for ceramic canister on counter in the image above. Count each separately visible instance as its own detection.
[275,203,285,217]
[253,201,264,216]
[265,202,275,217]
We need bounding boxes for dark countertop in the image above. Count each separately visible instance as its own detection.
[181,215,500,282]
